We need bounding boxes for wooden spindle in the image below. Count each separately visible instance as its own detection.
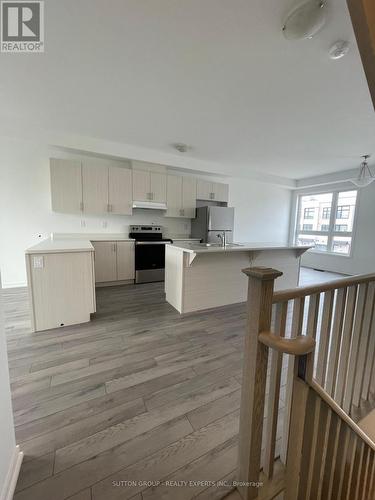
[263,301,287,478]
[325,287,347,396]
[281,297,305,464]
[315,290,334,386]
[305,293,320,381]
[343,283,368,414]
[335,285,358,405]
[353,282,375,407]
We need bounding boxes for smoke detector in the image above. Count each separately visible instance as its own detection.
[173,143,190,153]
[329,40,350,59]
[282,0,326,40]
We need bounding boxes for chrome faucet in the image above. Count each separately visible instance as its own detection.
[217,231,227,247]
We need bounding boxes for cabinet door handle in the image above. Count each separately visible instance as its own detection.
[80,201,84,211]
[113,243,117,252]
[107,203,110,212]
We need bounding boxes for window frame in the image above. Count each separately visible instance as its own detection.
[294,188,358,257]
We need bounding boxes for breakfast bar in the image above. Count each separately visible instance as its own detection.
[165,242,311,314]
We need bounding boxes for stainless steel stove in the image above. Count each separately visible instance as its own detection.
[129,226,173,284]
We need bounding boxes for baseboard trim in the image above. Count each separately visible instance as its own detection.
[95,279,134,288]
[1,282,27,289]
[0,446,23,500]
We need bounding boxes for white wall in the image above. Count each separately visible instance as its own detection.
[290,182,375,275]
[0,276,18,499]
[0,136,292,287]
[228,178,291,244]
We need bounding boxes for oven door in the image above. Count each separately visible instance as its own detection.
[135,241,168,283]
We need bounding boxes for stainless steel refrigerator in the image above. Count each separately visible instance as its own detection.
[191,206,235,244]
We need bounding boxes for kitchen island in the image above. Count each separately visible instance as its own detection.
[165,242,311,314]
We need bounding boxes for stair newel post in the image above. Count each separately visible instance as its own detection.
[237,267,283,500]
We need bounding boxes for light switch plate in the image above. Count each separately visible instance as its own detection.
[33,256,44,269]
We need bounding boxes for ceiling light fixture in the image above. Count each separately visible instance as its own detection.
[329,40,350,59]
[173,143,190,153]
[282,0,326,40]
[351,155,374,188]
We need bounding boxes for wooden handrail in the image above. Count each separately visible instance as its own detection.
[310,379,375,452]
[259,331,316,356]
[272,273,375,303]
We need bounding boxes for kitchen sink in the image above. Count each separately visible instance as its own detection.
[195,243,244,248]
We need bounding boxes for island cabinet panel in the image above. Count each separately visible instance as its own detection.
[26,251,95,332]
[150,172,167,202]
[166,175,182,217]
[82,163,109,214]
[108,167,132,215]
[92,242,117,283]
[116,242,135,280]
[182,177,197,218]
[50,159,83,213]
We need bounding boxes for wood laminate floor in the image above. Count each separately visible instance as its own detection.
[3,267,342,500]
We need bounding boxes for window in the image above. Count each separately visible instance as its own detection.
[334,224,348,232]
[336,205,350,219]
[322,207,331,219]
[295,190,357,255]
[304,208,315,219]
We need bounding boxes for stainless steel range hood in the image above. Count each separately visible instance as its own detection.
[132,201,167,210]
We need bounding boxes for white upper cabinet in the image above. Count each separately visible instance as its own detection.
[82,163,109,214]
[50,159,83,213]
[196,179,229,202]
[132,169,150,201]
[150,172,167,202]
[132,169,167,203]
[182,177,197,218]
[212,182,229,203]
[108,167,132,215]
[166,175,196,218]
[166,175,182,217]
[196,179,212,201]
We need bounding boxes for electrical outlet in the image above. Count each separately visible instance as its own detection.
[33,256,44,269]
[102,221,108,228]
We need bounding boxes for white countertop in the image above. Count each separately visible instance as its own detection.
[167,242,312,254]
[171,238,201,241]
[26,238,94,254]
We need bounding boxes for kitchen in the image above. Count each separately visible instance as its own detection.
[24,156,308,332]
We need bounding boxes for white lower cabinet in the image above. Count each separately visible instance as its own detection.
[92,242,117,283]
[92,241,135,284]
[116,242,135,280]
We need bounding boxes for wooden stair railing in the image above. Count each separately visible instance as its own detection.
[237,267,375,500]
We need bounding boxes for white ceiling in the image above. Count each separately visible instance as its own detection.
[0,0,374,180]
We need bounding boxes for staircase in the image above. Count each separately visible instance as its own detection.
[232,267,375,500]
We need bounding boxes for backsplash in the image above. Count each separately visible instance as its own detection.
[48,209,191,239]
